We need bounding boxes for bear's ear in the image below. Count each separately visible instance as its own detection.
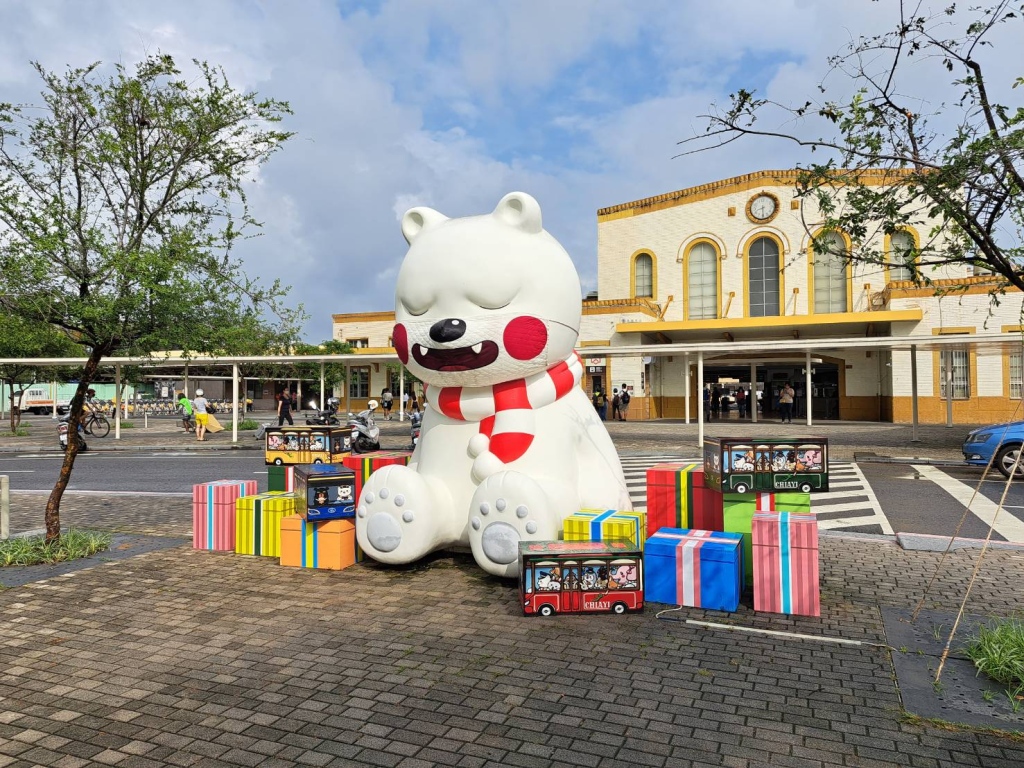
[401,207,449,244]
[492,192,542,234]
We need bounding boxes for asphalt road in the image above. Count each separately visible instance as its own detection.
[0,451,267,494]
[3,450,1024,542]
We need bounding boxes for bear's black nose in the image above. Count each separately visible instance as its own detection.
[429,318,466,343]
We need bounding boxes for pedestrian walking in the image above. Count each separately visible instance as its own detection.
[278,388,294,426]
[736,388,747,419]
[381,387,394,420]
[611,389,621,421]
[193,388,209,442]
[592,390,607,421]
[619,384,631,421]
[711,386,721,419]
[779,382,795,423]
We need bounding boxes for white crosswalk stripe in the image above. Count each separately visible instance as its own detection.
[618,454,893,535]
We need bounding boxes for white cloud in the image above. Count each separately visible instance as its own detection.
[0,0,1020,340]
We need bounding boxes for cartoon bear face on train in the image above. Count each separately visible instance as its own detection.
[391,192,582,389]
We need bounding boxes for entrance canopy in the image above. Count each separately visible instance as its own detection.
[3,331,1022,445]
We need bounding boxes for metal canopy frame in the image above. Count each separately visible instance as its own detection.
[2,331,1022,445]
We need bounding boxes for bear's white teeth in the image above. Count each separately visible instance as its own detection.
[471,343,483,354]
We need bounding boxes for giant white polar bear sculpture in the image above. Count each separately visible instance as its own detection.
[355,192,631,578]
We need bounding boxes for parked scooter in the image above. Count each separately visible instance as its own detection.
[349,399,381,453]
[57,415,88,452]
[306,397,340,426]
[408,410,422,451]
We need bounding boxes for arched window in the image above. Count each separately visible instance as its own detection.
[813,231,848,313]
[889,230,915,282]
[634,253,654,298]
[748,237,780,317]
[687,242,718,320]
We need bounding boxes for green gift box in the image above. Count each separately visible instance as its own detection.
[723,491,811,586]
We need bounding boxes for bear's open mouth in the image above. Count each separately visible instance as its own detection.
[412,341,499,372]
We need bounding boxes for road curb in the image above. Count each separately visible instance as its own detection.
[853,452,964,467]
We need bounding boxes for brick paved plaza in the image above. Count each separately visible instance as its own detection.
[2,421,1023,767]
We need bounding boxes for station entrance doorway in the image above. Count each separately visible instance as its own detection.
[699,359,841,421]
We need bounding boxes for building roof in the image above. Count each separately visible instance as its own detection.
[596,168,913,221]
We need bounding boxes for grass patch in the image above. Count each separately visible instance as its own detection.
[966,617,1024,710]
[0,529,112,567]
[0,426,31,437]
[119,420,135,429]
[232,419,260,430]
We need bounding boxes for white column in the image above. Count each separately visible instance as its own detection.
[345,365,351,415]
[911,345,920,442]
[232,363,239,444]
[51,380,57,419]
[114,364,122,439]
[184,364,189,397]
[697,351,705,448]
[750,362,757,424]
[684,352,690,425]
[945,353,954,428]
[399,366,405,422]
[320,362,326,411]
[805,349,813,427]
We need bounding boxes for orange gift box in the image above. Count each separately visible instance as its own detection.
[280,515,356,570]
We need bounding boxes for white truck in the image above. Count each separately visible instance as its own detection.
[15,386,71,415]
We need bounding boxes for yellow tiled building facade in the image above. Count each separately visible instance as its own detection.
[334,170,1024,424]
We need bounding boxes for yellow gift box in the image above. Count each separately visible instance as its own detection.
[563,509,647,548]
[235,491,297,557]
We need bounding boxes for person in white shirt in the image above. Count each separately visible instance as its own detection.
[193,389,210,441]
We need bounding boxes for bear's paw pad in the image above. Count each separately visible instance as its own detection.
[356,465,437,562]
[468,471,558,578]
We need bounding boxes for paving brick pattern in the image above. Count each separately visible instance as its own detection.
[1,535,1023,767]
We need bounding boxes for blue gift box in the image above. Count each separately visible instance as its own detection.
[644,528,744,612]
[294,464,357,521]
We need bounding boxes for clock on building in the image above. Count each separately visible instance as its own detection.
[746,192,780,223]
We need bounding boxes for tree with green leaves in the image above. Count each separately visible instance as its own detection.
[679,1,1024,295]
[0,54,299,541]
[0,316,79,432]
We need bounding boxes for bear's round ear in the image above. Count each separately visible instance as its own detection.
[401,207,449,244]
[492,192,542,234]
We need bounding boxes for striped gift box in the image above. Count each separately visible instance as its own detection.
[267,465,295,493]
[645,463,700,533]
[192,480,258,551]
[723,491,810,586]
[563,509,646,548]
[644,528,743,611]
[280,516,356,570]
[645,463,723,535]
[235,491,298,557]
[342,452,412,500]
[752,511,820,616]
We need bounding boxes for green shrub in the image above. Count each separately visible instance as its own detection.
[0,529,112,567]
[966,617,1024,693]
[0,426,30,437]
[234,419,259,430]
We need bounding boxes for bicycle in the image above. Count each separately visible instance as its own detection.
[83,410,111,437]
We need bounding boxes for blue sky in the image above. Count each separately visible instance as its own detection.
[1,1,1021,340]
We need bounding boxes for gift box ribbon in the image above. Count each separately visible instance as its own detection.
[654,530,738,606]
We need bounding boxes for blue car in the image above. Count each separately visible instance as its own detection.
[963,421,1024,478]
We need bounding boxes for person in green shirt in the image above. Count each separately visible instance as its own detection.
[178,392,194,433]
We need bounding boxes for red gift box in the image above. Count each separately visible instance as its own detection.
[752,511,820,616]
[342,451,412,500]
[646,462,723,536]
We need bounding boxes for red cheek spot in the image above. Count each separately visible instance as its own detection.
[503,316,547,361]
[392,323,409,364]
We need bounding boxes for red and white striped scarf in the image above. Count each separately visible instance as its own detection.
[425,353,583,475]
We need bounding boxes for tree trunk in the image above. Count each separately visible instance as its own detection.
[44,349,105,543]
